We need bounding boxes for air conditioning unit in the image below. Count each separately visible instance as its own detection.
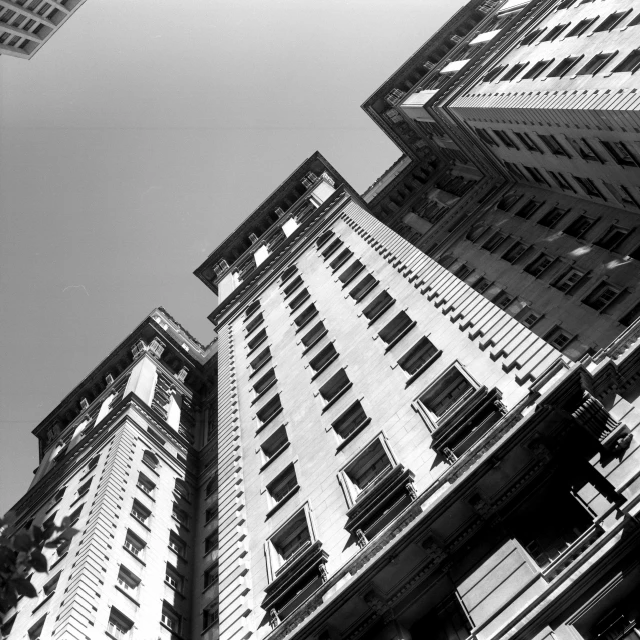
[249,232,259,244]
[385,88,406,106]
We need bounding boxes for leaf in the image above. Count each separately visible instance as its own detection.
[59,527,80,541]
[13,577,37,598]
[30,550,47,573]
[31,525,44,545]
[12,532,32,552]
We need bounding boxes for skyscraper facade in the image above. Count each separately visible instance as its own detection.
[3,1,640,640]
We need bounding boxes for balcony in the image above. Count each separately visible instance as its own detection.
[440,59,471,75]
[468,29,502,46]
[399,89,438,122]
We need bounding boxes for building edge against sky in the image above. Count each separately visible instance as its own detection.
[4,0,640,640]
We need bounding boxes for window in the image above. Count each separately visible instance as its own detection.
[203,606,219,630]
[544,326,574,351]
[362,291,395,322]
[620,301,640,327]
[329,248,353,271]
[540,23,569,41]
[493,290,515,309]
[576,52,617,75]
[454,264,472,280]
[250,347,271,372]
[482,231,507,252]
[87,454,100,472]
[338,259,364,285]
[117,565,140,595]
[547,55,583,78]
[523,165,550,187]
[548,171,576,192]
[514,199,542,219]
[378,311,414,346]
[520,27,545,46]
[42,571,60,598]
[301,321,327,349]
[309,343,338,374]
[482,65,508,82]
[606,182,640,209]
[205,507,218,523]
[289,288,310,312]
[466,223,487,241]
[107,609,133,640]
[256,395,282,427]
[538,134,569,157]
[599,140,640,167]
[593,11,630,32]
[473,277,492,293]
[538,206,568,228]
[321,237,343,259]
[525,253,554,277]
[554,268,585,293]
[261,426,290,467]
[566,17,597,37]
[564,214,596,238]
[204,564,218,588]
[316,229,334,249]
[583,283,622,311]
[253,368,277,397]
[244,300,260,319]
[267,464,299,505]
[522,59,554,79]
[520,309,543,328]
[565,137,603,162]
[419,367,475,418]
[612,48,640,73]
[345,440,393,496]
[205,532,218,553]
[245,312,264,335]
[247,328,267,352]
[492,129,518,148]
[318,369,351,404]
[165,564,183,593]
[513,132,541,152]
[349,273,378,301]
[169,532,186,557]
[397,337,439,376]
[174,479,190,501]
[142,450,158,471]
[474,127,498,146]
[124,530,145,557]
[131,500,150,526]
[172,504,189,527]
[161,604,181,633]
[293,303,318,329]
[283,275,303,297]
[67,505,83,527]
[594,225,631,251]
[136,474,155,497]
[271,511,311,564]
[333,401,369,441]
[28,616,46,640]
[500,62,529,81]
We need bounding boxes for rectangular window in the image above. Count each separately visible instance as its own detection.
[309,343,338,374]
[256,395,282,427]
[473,277,491,293]
[247,329,267,353]
[283,275,303,297]
[316,229,334,249]
[42,572,60,597]
[524,253,554,277]
[547,55,583,78]
[520,27,545,46]
[345,440,393,495]
[333,401,369,441]
[522,59,554,79]
[620,301,640,327]
[493,290,515,309]
[172,504,189,527]
[203,607,219,630]
[504,162,528,181]
[538,134,570,157]
[205,507,218,523]
[492,129,518,148]
[553,268,585,293]
[419,367,475,418]
[261,425,289,463]
[548,170,576,192]
[329,248,353,271]
[289,288,310,312]
[540,23,569,41]
[500,62,529,81]
[250,347,271,373]
[161,604,181,633]
[338,259,364,285]
[124,530,145,557]
[513,132,541,152]
[520,309,542,328]
[523,165,550,186]
[204,564,218,588]
[279,265,298,284]
[363,291,395,322]
[245,312,264,335]
[253,368,277,397]
[205,532,218,553]
[117,566,140,594]
[544,326,574,351]
[293,303,318,330]
[599,140,640,167]
[612,48,640,73]
[594,225,631,251]
[475,127,498,147]
[538,206,568,228]
[483,231,507,252]
[514,199,542,219]
[318,369,351,404]
[165,565,183,593]
[576,52,617,75]
[565,137,603,162]
[483,65,508,82]
[566,17,597,37]
[378,311,414,346]
[168,532,186,557]
[564,214,596,238]
[267,464,299,505]
[349,273,378,302]
[77,479,92,498]
[397,337,439,376]
[131,500,151,525]
[136,474,155,497]
[593,11,630,32]
[583,283,622,311]
[108,609,133,640]
[301,321,327,349]
[321,237,343,258]
[271,511,311,564]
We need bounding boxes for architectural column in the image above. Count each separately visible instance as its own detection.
[123,355,158,407]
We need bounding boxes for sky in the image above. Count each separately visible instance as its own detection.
[0,0,468,515]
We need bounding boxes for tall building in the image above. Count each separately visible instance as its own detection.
[0,0,86,59]
[3,1,640,640]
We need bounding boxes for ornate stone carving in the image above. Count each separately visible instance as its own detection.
[406,481,418,501]
[270,608,281,629]
[319,562,328,583]
[356,529,368,549]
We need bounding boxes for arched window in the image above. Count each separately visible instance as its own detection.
[174,479,190,501]
[205,479,217,498]
[143,450,159,471]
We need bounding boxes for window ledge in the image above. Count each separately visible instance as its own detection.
[136,487,156,501]
[260,442,291,472]
[160,622,186,639]
[248,355,273,379]
[336,418,372,452]
[310,354,340,381]
[248,335,269,354]
[164,582,186,599]
[131,518,151,532]
[383,321,417,353]
[289,296,311,313]
[256,407,284,434]
[168,546,188,562]
[329,256,351,271]
[340,265,365,288]
[142,459,160,476]
[366,299,396,326]
[201,622,219,636]
[283,281,303,298]
[321,382,354,414]
[252,381,278,405]
[50,551,68,570]
[32,591,54,614]
[350,281,378,303]
[266,486,300,519]
[123,545,146,566]
[295,310,320,333]
[115,585,141,606]
[302,330,329,355]
[245,319,265,338]
[404,350,443,387]
[171,515,190,532]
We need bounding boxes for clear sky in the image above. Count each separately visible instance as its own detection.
[0,0,467,515]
